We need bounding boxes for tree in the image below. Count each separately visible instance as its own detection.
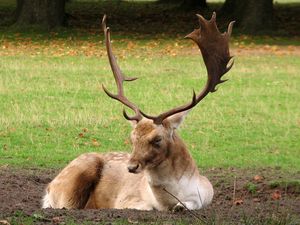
[15,0,66,28]
[221,0,274,33]
[158,0,207,9]
[181,0,207,10]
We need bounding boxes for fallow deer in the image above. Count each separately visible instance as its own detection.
[42,13,234,211]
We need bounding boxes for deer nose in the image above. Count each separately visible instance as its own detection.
[127,163,140,173]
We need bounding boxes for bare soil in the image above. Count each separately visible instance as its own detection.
[0,167,299,224]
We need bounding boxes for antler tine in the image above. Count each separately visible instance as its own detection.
[102,15,142,122]
[227,21,235,37]
[142,12,234,124]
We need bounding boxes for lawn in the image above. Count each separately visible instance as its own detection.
[0,1,300,224]
[1,52,300,171]
[0,0,300,172]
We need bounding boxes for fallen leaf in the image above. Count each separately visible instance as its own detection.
[52,216,61,223]
[271,190,281,200]
[233,199,244,205]
[272,45,279,52]
[253,198,260,202]
[127,218,139,224]
[127,41,135,49]
[253,175,264,182]
[82,128,88,133]
[92,139,100,147]
[0,220,10,225]
[78,133,84,138]
[9,128,16,132]
[124,139,130,145]
[263,44,271,50]
[287,45,295,51]
[0,164,9,169]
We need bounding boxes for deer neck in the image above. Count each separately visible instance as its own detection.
[145,133,196,187]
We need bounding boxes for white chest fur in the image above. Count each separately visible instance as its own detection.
[146,171,213,210]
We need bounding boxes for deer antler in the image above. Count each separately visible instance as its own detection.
[102,13,234,125]
[141,12,235,124]
[102,15,142,122]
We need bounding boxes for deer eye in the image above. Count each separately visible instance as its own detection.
[150,136,162,148]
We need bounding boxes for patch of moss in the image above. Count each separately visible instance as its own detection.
[245,182,257,195]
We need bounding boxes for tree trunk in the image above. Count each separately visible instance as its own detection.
[221,0,274,33]
[15,0,66,28]
[181,0,207,10]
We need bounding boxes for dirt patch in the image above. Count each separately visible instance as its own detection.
[0,167,299,224]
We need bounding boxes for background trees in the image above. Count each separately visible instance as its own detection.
[13,0,277,33]
[181,0,207,10]
[15,0,66,28]
[221,0,274,33]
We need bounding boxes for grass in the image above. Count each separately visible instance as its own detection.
[0,51,299,171]
[8,211,197,225]
[0,3,299,225]
[0,1,300,171]
[270,180,300,192]
[7,210,297,225]
[245,182,257,195]
[0,0,299,172]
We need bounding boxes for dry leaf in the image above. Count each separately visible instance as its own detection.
[253,175,264,182]
[124,139,130,145]
[127,218,139,224]
[287,45,295,51]
[0,220,10,225]
[92,139,100,147]
[78,133,84,138]
[271,190,281,200]
[127,41,135,49]
[0,164,9,169]
[272,45,279,52]
[253,198,260,202]
[233,199,244,205]
[52,217,61,223]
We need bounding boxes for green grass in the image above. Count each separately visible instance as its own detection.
[0,0,299,171]
[0,3,299,225]
[7,210,297,225]
[0,51,299,171]
[270,180,300,192]
[245,182,258,195]
[8,211,196,225]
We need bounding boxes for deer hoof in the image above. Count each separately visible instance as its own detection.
[172,203,185,212]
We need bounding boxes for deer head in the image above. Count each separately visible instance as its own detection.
[102,14,234,174]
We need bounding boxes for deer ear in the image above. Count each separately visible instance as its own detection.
[166,110,190,130]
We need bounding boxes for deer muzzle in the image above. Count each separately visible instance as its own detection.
[127,162,142,174]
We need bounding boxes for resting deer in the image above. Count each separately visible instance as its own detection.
[42,13,234,211]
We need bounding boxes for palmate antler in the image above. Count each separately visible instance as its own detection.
[102,15,142,122]
[102,13,234,124]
